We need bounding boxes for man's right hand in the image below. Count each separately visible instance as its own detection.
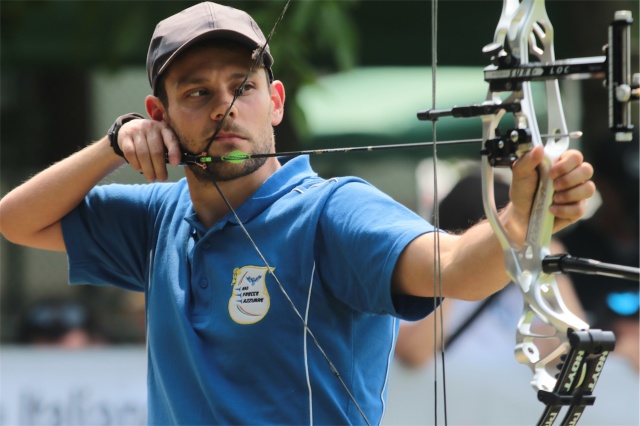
[117,119,182,182]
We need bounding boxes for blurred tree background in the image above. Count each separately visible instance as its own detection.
[1,0,637,343]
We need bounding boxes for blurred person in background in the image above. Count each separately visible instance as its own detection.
[16,298,107,348]
[0,2,595,424]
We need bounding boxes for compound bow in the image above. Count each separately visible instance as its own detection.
[419,1,637,424]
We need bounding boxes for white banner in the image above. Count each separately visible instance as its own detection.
[0,347,147,426]
[1,345,636,425]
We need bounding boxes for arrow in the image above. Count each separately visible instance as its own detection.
[176,131,581,165]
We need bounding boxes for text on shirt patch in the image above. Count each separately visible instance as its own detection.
[228,266,273,324]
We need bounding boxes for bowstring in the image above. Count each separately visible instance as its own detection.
[430,0,448,424]
[205,1,371,424]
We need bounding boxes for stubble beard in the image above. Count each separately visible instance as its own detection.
[167,116,274,184]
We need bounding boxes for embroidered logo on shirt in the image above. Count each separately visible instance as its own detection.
[228,266,273,324]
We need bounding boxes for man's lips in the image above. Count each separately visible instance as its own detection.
[209,132,245,144]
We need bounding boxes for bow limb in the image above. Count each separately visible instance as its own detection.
[479,0,589,395]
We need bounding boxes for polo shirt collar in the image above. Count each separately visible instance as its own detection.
[184,155,316,235]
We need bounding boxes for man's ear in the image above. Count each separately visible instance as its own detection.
[145,95,166,121]
[270,80,285,126]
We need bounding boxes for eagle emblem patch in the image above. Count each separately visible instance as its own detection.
[228,266,273,324]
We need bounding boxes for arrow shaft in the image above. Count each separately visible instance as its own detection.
[207,138,481,163]
[182,131,580,164]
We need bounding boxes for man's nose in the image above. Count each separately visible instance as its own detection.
[211,90,238,121]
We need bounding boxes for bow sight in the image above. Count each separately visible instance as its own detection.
[483,10,637,142]
[419,11,638,143]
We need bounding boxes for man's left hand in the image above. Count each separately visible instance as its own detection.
[509,146,596,235]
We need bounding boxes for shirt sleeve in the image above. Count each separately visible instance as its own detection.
[316,179,439,320]
[61,183,162,292]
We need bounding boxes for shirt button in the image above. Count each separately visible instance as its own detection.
[203,242,211,249]
[199,279,209,288]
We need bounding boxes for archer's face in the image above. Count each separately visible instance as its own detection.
[161,43,284,182]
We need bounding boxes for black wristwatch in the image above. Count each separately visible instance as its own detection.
[107,113,145,159]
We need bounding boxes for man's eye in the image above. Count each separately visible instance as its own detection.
[236,83,255,96]
[187,89,207,97]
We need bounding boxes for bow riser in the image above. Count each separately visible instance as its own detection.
[480,0,590,396]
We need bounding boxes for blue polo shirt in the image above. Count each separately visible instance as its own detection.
[62,156,436,425]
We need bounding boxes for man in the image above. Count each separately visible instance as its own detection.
[0,2,595,424]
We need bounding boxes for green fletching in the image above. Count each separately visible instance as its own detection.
[221,150,251,164]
